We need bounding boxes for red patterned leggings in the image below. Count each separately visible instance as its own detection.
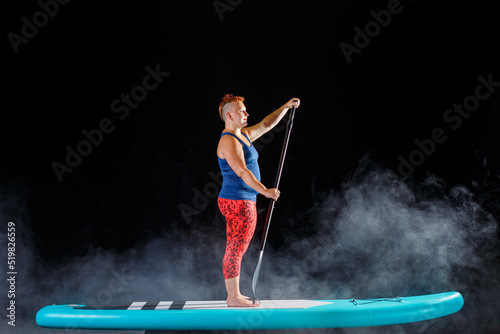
[218,197,257,279]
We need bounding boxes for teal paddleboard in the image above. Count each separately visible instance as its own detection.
[36,291,463,330]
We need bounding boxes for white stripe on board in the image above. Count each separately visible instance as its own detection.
[128,302,147,310]
[182,300,332,310]
[155,301,174,310]
[183,300,227,309]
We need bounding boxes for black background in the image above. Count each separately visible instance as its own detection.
[3,0,500,333]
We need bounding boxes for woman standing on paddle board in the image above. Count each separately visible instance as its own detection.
[217,94,300,307]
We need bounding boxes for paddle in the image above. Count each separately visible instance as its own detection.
[251,99,298,304]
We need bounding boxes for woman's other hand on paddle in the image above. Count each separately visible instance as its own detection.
[263,188,280,201]
[285,98,300,109]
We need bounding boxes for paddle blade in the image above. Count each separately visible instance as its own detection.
[251,251,264,304]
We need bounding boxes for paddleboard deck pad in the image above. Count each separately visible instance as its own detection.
[36,291,463,330]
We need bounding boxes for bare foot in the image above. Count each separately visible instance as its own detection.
[227,295,260,307]
[242,295,260,304]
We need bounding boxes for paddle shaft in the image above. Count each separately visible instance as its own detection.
[252,102,297,302]
[259,105,296,251]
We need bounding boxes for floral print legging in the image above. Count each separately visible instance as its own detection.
[218,197,257,279]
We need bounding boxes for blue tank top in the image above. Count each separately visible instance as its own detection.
[218,132,261,201]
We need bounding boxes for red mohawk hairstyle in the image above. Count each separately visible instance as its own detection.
[218,94,244,121]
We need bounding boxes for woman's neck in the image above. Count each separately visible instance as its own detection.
[223,126,241,135]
